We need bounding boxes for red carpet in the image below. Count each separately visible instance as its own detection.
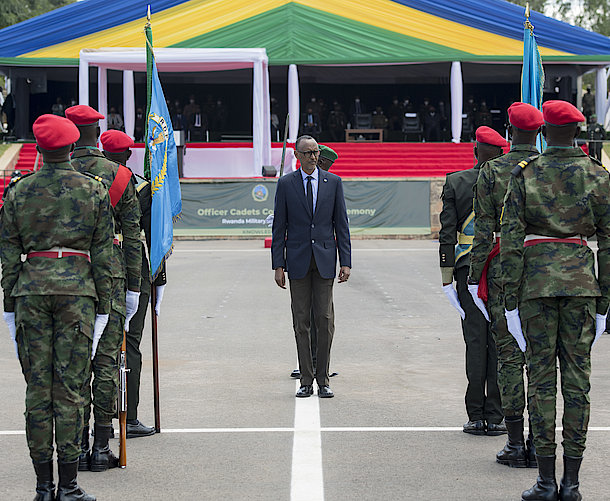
[1,144,36,204]
[323,142,476,177]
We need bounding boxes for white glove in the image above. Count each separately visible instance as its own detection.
[265,213,274,227]
[155,285,166,316]
[91,314,109,360]
[3,312,18,359]
[442,284,465,320]
[505,308,526,352]
[124,290,141,332]
[593,313,607,347]
[468,283,490,322]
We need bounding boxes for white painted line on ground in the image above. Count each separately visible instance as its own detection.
[2,426,610,436]
[291,380,324,501]
[172,248,434,253]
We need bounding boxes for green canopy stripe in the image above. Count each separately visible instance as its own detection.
[170,3,473,65]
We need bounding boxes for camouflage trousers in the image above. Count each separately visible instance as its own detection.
[520,296,595,457]
[83,278,125,425]
[487,261,527,418]
[15,295,94,463]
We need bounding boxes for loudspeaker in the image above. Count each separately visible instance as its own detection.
[262,165,277,177]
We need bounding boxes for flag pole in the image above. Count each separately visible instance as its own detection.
[144,4,161,433]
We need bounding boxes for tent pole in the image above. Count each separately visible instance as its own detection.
[450,61,463,143]
[288,64,299,143]
[596,66,608,125]
[253,58,263,176]
[78,53,89,105]
[123,70,135,139]
[98,66,108,133]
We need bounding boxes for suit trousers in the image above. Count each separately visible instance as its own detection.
[289,253,335,387]
[455,266,503,424]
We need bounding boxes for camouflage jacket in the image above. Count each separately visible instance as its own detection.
[439,160,486,283]
[469,144,539,281]
[1,162,113,314]
[71,147,141,291]
[500,146,610,313]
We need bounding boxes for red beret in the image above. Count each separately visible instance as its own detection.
[65,104,105,126]
[542,100,585,126]
[100,130,134,153]
[475,126,508,147]
[508,102,544,131]
[33,114,80,151]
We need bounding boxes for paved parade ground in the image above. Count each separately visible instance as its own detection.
[1,239,610,500]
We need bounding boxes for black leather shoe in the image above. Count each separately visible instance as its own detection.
[126,420,155,439]
[487,420,508,436]
[290,369,301,378]
[463,420,486,435]
[295,385,313,398]
[318,386,334,398]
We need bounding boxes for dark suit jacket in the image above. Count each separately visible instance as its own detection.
[439,162,482,270]
[272,169,351,280]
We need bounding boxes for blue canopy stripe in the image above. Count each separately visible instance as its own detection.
[395,0,610,55]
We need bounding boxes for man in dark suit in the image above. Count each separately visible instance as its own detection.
[272,135,351,398]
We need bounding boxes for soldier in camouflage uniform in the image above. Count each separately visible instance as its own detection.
[501,100,610,501]
[100,130,166,438]
[469,103,543,469]
[439,126,505,436]
[65,105,142,472]
[1,114,113,501]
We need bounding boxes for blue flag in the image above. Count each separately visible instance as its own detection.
[522,15,545,150]
[147,62,182,280]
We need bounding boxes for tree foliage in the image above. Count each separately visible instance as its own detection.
[0,0,76,30]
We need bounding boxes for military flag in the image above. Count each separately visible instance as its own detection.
[144,10,182,281]
[143,5,182,433]
[521,3,545,149]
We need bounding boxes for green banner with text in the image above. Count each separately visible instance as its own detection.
[175,179,430,236]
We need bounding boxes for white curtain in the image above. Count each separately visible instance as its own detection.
[450,61,463,143]
[79,48,271,175]
[97,67,108,133]
[123,70,135,139]
[288,64,300,143]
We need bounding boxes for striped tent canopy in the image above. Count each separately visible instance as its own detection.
[1,0,610,66]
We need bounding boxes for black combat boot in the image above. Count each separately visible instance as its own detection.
[559,455,583,501]
[77,426,90,471]
[527,422,537,468]
[33,460,55,501]
[521,454,558,501]
[90,423,118,472]
[496,416,527,468]
[56,460,95,501]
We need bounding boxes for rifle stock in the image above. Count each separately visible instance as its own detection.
[119,330,128,468]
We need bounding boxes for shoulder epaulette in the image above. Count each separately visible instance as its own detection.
[511,154,539,176]
[8,171,34,186]
[83,172,108,186]
[136,180,150,193]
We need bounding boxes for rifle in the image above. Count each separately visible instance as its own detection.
[118,330,128,468]
[279,113,290,177]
